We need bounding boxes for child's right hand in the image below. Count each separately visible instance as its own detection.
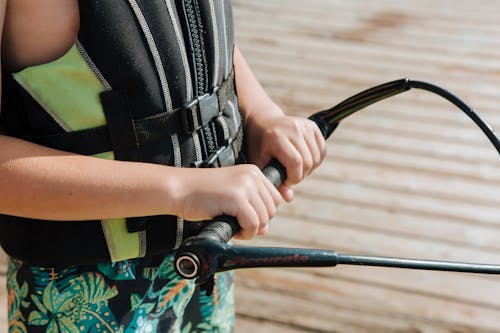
[173,164,281,240]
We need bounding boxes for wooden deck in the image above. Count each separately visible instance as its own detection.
[231,0,500,332]
[1,0,500,332]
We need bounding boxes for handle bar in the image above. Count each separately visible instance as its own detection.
[174,78,500,289]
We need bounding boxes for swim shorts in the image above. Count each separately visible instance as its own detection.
[6,253,234,332]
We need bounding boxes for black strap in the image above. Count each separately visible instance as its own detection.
[100,89,141,161]
[32,126,112,155]
[31,71,236,156]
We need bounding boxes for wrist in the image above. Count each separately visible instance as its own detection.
[158,166,187,217]
[243,101,284,131]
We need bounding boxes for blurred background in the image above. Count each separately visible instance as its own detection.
[231,0,500,332]
[2,0,500,332]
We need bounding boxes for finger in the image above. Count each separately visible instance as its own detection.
[290,135,313,179]
[304,127,322,171]
[276,139,303,186]
[259,179,278,222]
[263,176,282,207]
[257,224,269,236]
[250,189,270,233]
[279,183,294,202]
[313,123,327,162]
[235,202,260,240]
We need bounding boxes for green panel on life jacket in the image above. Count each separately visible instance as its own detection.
[13,45,141,263]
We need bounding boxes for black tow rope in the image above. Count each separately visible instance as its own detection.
[174,78,500,295]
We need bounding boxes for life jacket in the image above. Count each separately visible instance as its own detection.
[0,0,244,267]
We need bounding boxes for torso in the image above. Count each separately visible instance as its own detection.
[2,0,79,73]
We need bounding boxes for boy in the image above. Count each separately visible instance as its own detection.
[0,1,325,331]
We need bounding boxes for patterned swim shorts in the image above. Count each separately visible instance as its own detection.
[7,253,234,333]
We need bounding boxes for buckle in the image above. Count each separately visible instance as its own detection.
[181,91,220,134]
[193,139,235,168]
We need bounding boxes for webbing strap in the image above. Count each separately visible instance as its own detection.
[31,71,237,156]
[100,89,141,161]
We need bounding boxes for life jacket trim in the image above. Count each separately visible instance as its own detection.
[219,0,232,79]
[208,0,221,88]
[75,39,113,92]
[165,0,194,100]
[127,0,174,114]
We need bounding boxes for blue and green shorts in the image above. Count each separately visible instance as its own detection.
[6,253,234,333]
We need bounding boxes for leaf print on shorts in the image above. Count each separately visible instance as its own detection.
[7,259,29,333]
[28,272,120,333]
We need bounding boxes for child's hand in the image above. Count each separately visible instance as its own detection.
[174,165,281,239]
[245,110,326,202]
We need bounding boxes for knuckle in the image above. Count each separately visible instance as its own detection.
[304,154,313,168]
[244,164,262,178]
[288,154,302,168]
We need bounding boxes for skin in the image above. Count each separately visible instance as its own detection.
[0,0,326,240]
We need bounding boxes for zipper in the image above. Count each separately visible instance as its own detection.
[171,133,184,249]
[183,0,208,95]
[180,0,217,155]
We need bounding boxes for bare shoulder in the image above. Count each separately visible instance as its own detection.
[2,0,79,72]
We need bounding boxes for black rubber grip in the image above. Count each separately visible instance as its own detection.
[262,159,287,188]
[196,117,328,244]
[196,215,240,243]
[196,159,287,243]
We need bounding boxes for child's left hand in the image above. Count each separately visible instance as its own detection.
[244,107,326,202]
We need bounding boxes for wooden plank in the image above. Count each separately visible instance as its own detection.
[315,158,500,206]
[236,56,500,127]
[235,268,500,332]
[235,316,313,333]
[267,212,500,263]
[320,139,500,183]
[280,195,500,251]
[295,176,499,225]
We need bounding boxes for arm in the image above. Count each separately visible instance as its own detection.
[0,10,279,239]
[233,46,326,201]
[0,135,280,238]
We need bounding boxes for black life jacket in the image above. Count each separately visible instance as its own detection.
[0,0,244,267]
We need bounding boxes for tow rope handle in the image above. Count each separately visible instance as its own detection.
[174,78,500,293]
[188,77,500,244]
[193,116,333,245]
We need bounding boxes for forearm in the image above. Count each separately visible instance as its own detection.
[232,46,326,194]
[0,134,182,220]
[233,46,284,123]
[0,134,282,238]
